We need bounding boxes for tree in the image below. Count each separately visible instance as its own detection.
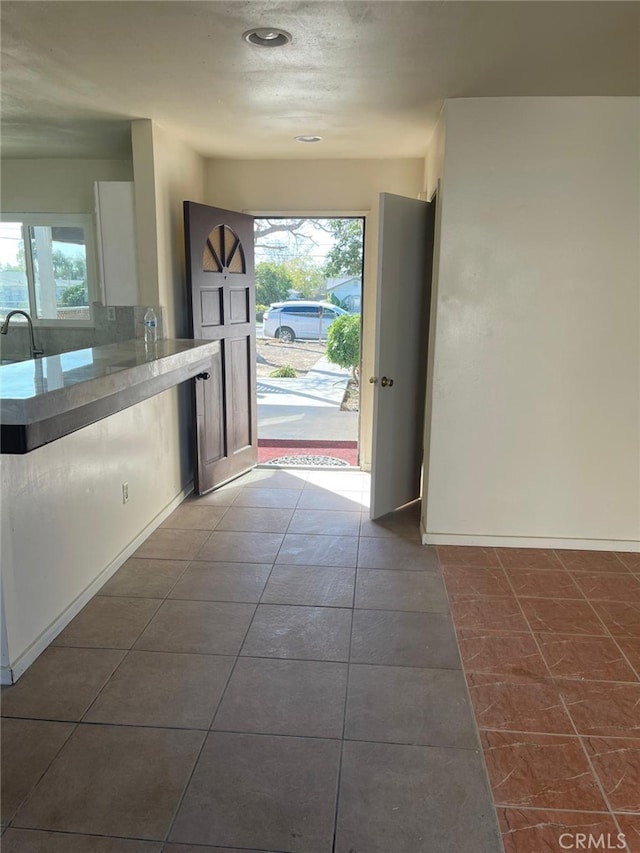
[0,261,24,273]
[51,250,74,279]
[326,313,361,381]
[282,257,325,299]
[51,250,86,280]
[323,219,364,278]
[255,218,305,241]
[59,282,88,307]
[255,262,294,306]
[254,218,315,261]
[253,217,365,277]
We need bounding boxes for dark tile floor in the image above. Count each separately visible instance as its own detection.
[439,545,640,853]
[1,468,502,853]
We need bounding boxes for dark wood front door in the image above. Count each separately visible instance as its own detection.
[184,201,257,494]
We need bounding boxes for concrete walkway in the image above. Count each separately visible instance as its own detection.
[257,355,358,441]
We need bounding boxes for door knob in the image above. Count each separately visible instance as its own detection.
[380,376,394,387]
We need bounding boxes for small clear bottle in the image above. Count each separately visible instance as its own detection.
[143,308,157,346]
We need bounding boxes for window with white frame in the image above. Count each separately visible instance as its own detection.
[0,214,98,323]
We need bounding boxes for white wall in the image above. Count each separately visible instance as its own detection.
[421,105,447,526]
[152,123,206,339]
[424,97,640,548]
[423,107,446,201]
[204,158,424,468]
[0,390,189,680]
[131,119,206,491]
[131,119,205,337]
[131,120,162,312]
[1,158,133,212]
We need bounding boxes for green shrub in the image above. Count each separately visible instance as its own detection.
[269,365,297,378]
[326,313,360,381]
[59,282,88,307]
[328,292,349,311]
[255,303,268,322]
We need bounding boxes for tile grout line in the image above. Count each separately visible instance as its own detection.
[5,719,80,831]
[559,693,632,852]
[488,804,640,815]
[330,524,361,852]
[81,556,198,723]
[495,548,633,848]
[3,825,182,847]
[552,555,639,853]
[0,647,470,673]
[152,473,307,845]
[451,548,584,846]
[510,552,640,684]
[161,553,274,845]
[435,548,508,853]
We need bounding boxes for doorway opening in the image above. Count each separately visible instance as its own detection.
[253,217,365,468]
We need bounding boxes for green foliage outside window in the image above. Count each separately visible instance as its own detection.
[269,365,297,378]
[323,220,364,278]
[51,250,86,281]
[59,282,89,307]
[255,262,294,306]
[326,313,361,381]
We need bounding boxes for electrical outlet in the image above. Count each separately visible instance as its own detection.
[122,482,129,504]
[107,306,116,321]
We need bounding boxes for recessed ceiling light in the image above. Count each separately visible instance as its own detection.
[295,135,323,144]
[243,28,292,47]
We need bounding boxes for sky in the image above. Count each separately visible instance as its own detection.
[0,222,23,266]
[253,217,347,265]
[0,222,85,266]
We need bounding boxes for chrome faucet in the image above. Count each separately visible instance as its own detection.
[0,310,44,359]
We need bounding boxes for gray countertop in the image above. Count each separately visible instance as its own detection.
[0,338,217,453]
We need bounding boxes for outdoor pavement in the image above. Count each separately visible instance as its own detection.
[257,355,358,441]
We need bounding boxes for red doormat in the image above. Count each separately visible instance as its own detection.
[258,439,358,467]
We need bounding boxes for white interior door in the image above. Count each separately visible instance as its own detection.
[370,192,435,519]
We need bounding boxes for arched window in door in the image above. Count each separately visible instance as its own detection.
[202,224,246,274]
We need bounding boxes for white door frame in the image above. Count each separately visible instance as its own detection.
[248,210,369,466]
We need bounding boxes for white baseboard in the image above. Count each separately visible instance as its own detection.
[422,532,640,553]
[2,481,194,685]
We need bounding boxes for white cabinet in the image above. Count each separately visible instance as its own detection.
[94,181,139,306]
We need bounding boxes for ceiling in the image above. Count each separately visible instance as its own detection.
[2,1,639,160]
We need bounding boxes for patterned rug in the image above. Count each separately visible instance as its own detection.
[257,439,358,466]
[264,455,350,467]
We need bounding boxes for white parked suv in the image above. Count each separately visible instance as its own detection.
[262,300,348,342]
